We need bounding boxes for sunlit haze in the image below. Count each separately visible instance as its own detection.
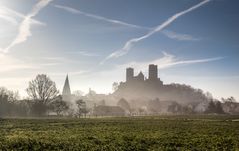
[0,0,238,100]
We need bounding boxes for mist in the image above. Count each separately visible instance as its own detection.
[1,64,238,118]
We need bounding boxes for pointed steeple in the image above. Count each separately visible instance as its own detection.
[62,74,71,96]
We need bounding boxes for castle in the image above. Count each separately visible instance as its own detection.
[125,64,163,85]
[113,64,166,102]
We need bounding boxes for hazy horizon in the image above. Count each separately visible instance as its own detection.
[0,0,239,100]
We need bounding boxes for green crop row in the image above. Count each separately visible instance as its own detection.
[0,115,239,150]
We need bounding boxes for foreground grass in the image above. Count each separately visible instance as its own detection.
[0,115,239,150]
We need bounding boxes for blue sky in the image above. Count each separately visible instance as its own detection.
[0,0,238,100]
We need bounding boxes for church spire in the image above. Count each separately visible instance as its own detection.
[62,74,71,96]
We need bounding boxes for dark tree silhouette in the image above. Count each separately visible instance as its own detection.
[168,102,182,114]
[26,74,59,103]
[222,97,239,114]
[205,100,216,113]
[76,99,87,117]
[0,87,19,117]
[205,100,224,114]
[26,74,59,116]
[222,96,237,103]
[215,101,224,114]
[50,95,69,116]
[117,98,131,112]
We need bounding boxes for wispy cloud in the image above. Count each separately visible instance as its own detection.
[0,5,45,26]
[42,57,66,61]
[0,54,36,72]
[162,30,200,41]
[54,5,149,30]
[38,63,61,66]
[41,56,83,64]
[0,6,18,25]
[66,51,101,57]
[54,4,200,43]
[96,52,223,91]
[43,56,83,65]
[117,52,223,72]
[102,0,211,63]
[0,0,53,53]
[49,71,89,77]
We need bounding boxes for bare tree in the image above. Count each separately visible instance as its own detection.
[50,95,69,116]
[205,100,224,114]
[112,82,119,92]
[26,74,59,116]
[0,87,21,117]
[76,99,87,118]
[222,96,237,103]
[26,74,59,104]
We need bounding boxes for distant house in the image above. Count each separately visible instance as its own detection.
[93,105,125,116]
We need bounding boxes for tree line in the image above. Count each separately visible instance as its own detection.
[0,74,88,117]
[1,74,239,117]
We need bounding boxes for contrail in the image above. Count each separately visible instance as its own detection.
[102,0,211,63]
[1,0,53,53]
[55,4,199,42]
[0,7,19,25]
[0,6,44,26]
[162,30,200,41]
[54,5,150,30]
[164,56,223,68]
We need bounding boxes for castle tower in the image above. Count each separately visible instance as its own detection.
[148,64,158,80]
[126,67,134,82]
[62,74,71,101]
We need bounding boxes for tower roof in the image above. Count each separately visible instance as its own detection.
[62,74,71,96]
[138,71,144,77]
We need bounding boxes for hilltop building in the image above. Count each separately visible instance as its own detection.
[114,64,165,101]
[148,64,158,80]
[126,67,134,82]
[113,64,211,107]
[125,64,163,84]
[62,74,72,101]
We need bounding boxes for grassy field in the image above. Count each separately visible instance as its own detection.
[0,115,239,150]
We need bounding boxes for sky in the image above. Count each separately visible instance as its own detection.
[0,0,238,100]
